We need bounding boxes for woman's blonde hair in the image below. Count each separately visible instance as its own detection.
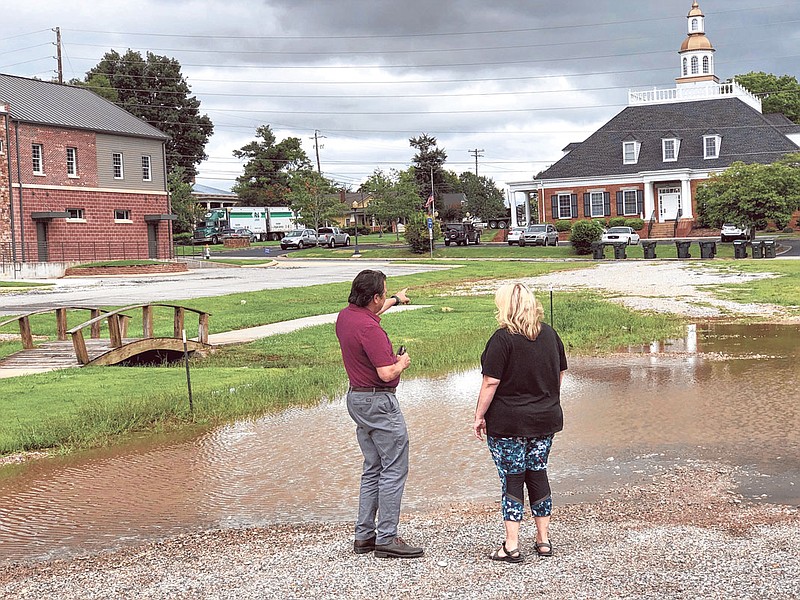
[494,282,544,340]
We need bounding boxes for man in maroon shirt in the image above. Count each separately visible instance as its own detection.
[335,269,423,559]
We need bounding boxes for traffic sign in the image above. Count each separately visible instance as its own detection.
[426,217,433,229]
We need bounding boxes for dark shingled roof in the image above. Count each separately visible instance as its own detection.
[0,73,169,140]
[763,112,800,135]
[538,98,799,180]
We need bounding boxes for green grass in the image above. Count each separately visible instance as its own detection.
[700,260,800,313]
[0,254,793,458]
[0,281,52,289]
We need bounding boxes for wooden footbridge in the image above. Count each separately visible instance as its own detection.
[0,304,210,374]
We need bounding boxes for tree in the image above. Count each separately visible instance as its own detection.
[361,168,420,239]
[232,125,311,206]
[455,172,506,221]
[85,50,214,181]
[68,73,118,102]
[733,72,800,124]
[410,134,448,203]
[167,167,201,234]
[696,154,800,232]
[286,170,338,233]
[404,211,441,254]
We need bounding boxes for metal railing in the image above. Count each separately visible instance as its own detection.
[0,241,174,265]
[673,209,683,238]
[646,211,656,238]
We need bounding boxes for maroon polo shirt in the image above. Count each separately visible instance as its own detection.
[335,303,400,388]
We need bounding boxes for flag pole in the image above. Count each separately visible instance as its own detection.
[429,166,435,258]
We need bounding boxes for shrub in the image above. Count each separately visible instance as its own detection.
[554,220,573,232]
[783,227,794,233]
[342,226,370,236]
[624,218,645,231]
[593,218,608,229]
[608,217,626,227]
[172,232,193,245]
[764,226,778,233]
[569,220,604,255]
[404,212,441,254]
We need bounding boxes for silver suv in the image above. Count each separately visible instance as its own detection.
[520,224,559,247]
[280,229,318,250]
[317,227,350,248]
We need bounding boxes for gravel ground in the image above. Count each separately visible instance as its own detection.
[1,465,798,599]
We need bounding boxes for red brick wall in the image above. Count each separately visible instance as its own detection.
[10,122,98,186]
[542,182,647,221]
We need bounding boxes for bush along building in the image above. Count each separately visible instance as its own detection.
[0,74,173,275]
[508,1,800,238]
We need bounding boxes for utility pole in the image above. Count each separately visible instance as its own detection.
[469,148,484,176]
[53,27,63,84]
[310,130,326,173]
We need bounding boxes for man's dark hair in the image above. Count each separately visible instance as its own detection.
[348,269,386,307]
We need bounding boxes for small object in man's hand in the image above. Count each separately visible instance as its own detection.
[397,346,406,356]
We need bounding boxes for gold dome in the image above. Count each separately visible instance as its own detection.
[680,34,713,52]
[688,1,704,17]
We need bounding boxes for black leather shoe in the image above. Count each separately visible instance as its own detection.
[353,536,376,554]
[373,537,424,558]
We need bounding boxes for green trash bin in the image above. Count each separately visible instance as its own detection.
[612,242,627,260]
[733,240,747,259]
[762,239,776,258]
[675,240,692,259]
[699,240,717,259]
[751,239,764,259]
[641,240,657,259]
[591,241,605,260]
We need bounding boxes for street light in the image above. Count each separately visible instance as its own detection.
[351,200,361,257]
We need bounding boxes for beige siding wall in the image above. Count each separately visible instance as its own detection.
[95,134,166,191]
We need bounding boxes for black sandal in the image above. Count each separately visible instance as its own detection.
[490,541,524,563]
[535,541,553,557]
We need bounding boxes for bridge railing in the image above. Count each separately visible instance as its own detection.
[0,306,130,350]
[67,303,211,365]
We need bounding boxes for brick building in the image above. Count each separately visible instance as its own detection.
[0,74,173,267]
[507,2,800,237]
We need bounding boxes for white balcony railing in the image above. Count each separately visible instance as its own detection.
[628,81,762,112]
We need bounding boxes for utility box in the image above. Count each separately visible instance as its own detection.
[762,239,776,258]
[675,240,692,259]
[699,240,717,259]
[733,240,747,259]
[641,240,657,259]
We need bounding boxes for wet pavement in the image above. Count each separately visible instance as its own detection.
[0,322,797,563]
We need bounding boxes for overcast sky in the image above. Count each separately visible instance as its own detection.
[1,1,798,193]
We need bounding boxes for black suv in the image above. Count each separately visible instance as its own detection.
[443,223,481,246]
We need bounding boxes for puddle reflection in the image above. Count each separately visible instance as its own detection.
[0,323,797,563]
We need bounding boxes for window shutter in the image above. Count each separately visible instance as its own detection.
[551,195,558,220]
[616,191,624,216]
[603,192,611,216]
[570,194,578,218]
[583,193,591,217]
[636,190,644,215]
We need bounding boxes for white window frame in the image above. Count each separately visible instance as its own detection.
[589,191,605,218]
[691,56,699,75]
[66,147,78,177]
[682,57,688,76]
[141,155,152,181]
[32,143,44,175]
[114,209,132,222]
[702,56,710,74]
[623,141,640,165]
[662,138,680,162]
[557,193,572,219]
[112,152,124,179]
[622,190,638,216]
[0,138,4,154]
[703,134,721,159]
[66,207,86,222]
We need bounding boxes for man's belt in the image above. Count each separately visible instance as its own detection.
[349,386,396,393]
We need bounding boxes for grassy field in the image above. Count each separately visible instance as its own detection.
[0,255,795,458]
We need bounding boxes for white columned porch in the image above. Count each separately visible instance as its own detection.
[680,177,693,218]
[642,180,656,221]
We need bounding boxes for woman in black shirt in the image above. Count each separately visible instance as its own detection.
[473,282,568,562]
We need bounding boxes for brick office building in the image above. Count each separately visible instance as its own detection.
[0,74,173,268]
[507,2,800,237]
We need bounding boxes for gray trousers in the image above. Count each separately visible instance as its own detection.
[346,390,409,545]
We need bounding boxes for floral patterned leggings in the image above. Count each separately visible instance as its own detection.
[487,435,554,521]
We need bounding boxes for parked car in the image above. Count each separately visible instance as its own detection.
[602,226,640,245]
[317,227,350,248]
[280,229,318,250]
[220,227,256,242]
[443,222,481,246]
[507,227,526,246]
[520,224,559,247]
[720,223,749,242]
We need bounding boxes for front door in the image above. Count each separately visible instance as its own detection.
[147,223,158,259]
[658,186,681,222]
[35,221,49,262]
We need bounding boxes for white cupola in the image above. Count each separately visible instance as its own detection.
[676,1,718,87]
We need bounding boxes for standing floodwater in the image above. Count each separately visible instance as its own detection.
[0,323,797,563]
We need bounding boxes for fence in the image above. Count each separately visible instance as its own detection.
[0,240,175,266]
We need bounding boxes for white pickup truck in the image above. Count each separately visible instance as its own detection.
[317,227,351,248]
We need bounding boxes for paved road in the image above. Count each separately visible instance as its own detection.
[0,259,454,316]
